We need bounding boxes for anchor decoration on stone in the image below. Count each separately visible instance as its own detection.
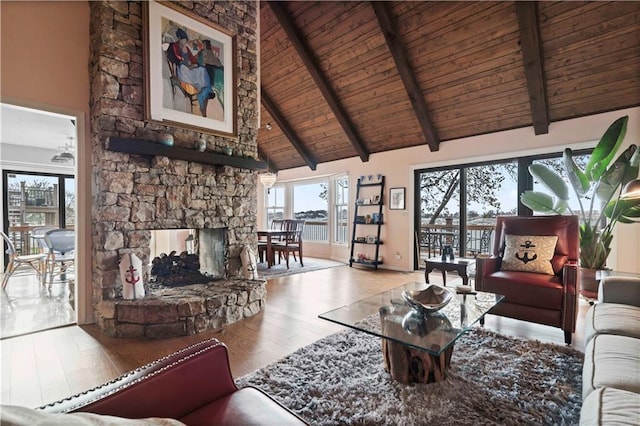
[126,265,140,285]
[119,253,145,300]
[515,240,538,264]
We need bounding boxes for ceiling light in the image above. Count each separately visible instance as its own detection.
[50,152,74,164]
[259,172,277,190]
[50,136,75,164]
[259,123,276,192]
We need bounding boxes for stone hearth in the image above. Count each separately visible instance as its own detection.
[96,279,266,338]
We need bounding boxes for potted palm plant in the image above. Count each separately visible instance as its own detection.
[520,116,640,294]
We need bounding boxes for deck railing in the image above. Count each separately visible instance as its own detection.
[417,224,495,258]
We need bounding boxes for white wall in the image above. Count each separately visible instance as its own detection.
[261,107,640,274]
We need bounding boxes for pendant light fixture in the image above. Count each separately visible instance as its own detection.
[258,123,277,192]
[51,136,75,164]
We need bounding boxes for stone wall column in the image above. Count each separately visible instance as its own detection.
[89,1,259,314]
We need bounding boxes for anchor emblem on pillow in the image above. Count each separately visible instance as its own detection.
[515,240,538,264]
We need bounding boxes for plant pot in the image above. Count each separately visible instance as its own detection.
[578,267,607,301]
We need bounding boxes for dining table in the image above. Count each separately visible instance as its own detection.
[257,229,290,268]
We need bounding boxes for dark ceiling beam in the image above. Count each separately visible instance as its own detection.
[262,89,318,171]
[268,1,370,162]
[516,1,549,135]
[372,1,440,152]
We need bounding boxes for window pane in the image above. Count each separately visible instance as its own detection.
[465,162,517,256]
[532,155,591,220]
[7,173,59,228]
[265,186,285,226]
[333,177,349,244]
[6,173,60,255]
[417,169,460,257]
[65,177,75,228]
[293,181,328,242]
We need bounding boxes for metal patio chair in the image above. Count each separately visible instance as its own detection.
[44,229,75,285]
[1,230,48,288]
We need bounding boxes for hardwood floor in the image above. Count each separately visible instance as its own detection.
[0,265,589,408]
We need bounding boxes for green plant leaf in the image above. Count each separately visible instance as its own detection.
[520,191,564,213]
[528,163,569,200]
[621,145,639,187]
[596,145,636,202]
[563,148,590,196]
[604,199,640,222]
[585,115,628,181]
[619,206,640,223]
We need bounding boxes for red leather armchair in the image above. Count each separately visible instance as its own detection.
[475,215,580,345]
[39,338,305,425]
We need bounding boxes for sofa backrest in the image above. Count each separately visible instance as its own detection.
[40,338,238,418]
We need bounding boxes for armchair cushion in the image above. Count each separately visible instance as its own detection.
[501,234,557,275]
[477,270,564,310]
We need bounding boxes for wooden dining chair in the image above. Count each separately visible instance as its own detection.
[258,219,285,264]
[1,230,49,288]
[274,220,305,269]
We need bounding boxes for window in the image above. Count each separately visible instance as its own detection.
[3,170,75,259]
[293,180,328,242]
[265,185,285,227]
[414,150,590,266]
[531,154,590,220]
[262,175,347,245]
[333,176,349,244]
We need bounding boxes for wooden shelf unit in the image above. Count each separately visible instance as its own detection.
[350,176,385,270]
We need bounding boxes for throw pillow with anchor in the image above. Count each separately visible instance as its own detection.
[500,235,558,275]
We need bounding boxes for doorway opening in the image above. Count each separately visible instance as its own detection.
[0,103,78,339]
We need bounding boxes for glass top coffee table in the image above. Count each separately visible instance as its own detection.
[319,281,504,384]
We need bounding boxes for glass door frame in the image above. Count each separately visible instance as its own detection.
[2,169,74,264]
[413,149,592,270]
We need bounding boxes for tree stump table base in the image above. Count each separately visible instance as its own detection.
[381,339,454,384]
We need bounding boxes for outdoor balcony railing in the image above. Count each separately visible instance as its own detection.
[417,224,495,259]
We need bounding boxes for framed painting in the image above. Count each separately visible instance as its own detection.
[389,187,405,210]
[144,1,237,136]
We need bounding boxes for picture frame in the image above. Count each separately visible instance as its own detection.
[366,235,377,244]
[372,195,381,204]
[389,187,405,210]
[144,1,237,136]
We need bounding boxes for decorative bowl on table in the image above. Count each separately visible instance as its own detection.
[402,310,452,336]
[402,285,454,314]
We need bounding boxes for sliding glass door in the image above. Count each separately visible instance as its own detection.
[2,170,74,258]
[414,150,590,269]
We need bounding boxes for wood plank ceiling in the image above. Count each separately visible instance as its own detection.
[258,1,640,171]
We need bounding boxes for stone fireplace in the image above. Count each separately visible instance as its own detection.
[89,1,264,338]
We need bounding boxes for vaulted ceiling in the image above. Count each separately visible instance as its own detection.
[257,1,640,171]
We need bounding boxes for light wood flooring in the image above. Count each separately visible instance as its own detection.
[0,265,590,408]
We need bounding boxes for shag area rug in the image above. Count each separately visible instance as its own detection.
[237,323,584,425]
[257,257,345,279]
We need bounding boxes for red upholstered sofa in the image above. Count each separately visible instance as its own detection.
[475,215,580,345]
[38,338,305,425]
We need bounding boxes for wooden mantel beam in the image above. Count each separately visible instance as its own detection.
[372,1,440,152]
[268,1,370,162]
[516,1,550,135]
[262,89,318,171]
